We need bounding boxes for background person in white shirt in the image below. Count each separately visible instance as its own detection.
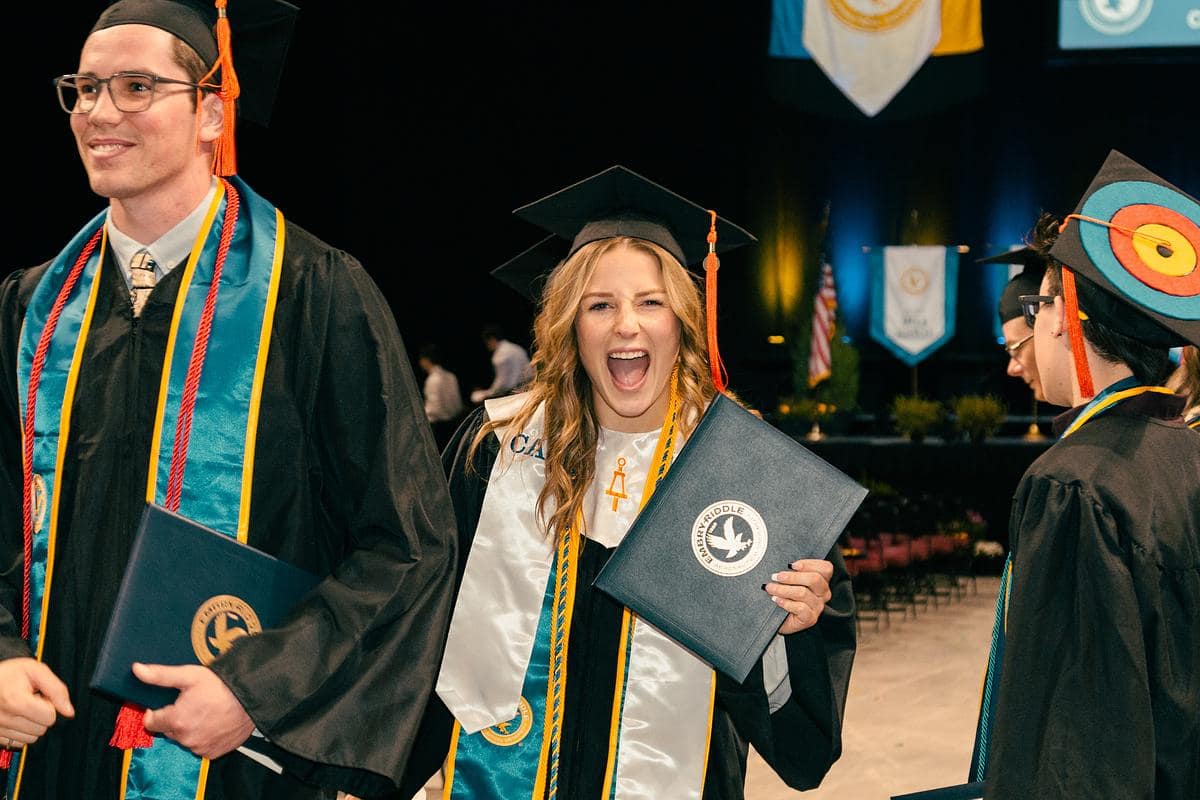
[469,324,532,403]
[419,344,465,448]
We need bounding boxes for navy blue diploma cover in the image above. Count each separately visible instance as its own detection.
[593,394,868,682]
[891,782,986,800]
[91,503,322,709]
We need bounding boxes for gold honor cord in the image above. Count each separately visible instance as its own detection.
[539,519,580,800]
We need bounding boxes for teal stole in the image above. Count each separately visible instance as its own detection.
[968,376,1174,781]
[442,527,578,800]
[8,176,285,800]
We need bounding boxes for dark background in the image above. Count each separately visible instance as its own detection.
[8,1,1200,416]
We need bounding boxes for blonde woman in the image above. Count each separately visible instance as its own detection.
[400,167,854,800]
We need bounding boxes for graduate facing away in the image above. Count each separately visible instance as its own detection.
[399,166,857,800]
[0,1,457,797]
[971,151,1200,800]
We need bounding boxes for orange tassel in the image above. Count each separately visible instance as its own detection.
[1062,268,1094,399]
[205,0,240,176]
[109,703,153,750]
[703,211,727,393]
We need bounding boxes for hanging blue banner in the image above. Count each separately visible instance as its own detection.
[870,245,958,366]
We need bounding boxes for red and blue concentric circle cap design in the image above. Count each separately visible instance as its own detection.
[1050,150,1200,348]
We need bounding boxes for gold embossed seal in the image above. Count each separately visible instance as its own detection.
[190,594,261,665]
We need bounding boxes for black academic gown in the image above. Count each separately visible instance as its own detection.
[985,393,1200,800]
[398,408,856,800]
[0,223,457,799]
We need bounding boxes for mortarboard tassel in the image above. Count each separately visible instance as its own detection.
[704,211,728,393]
[206,0,241,176]
[1056,216,1101,399]
[0,750,10,770]
[1061,267,1095,399]
[110,703,154,750]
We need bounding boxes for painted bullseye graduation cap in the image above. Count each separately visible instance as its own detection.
[91,0,298,127]
[493,165,757,303]
[1051,150,1200,348]
[976,246,1049,326]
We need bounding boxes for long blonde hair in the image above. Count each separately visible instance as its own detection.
[471,236,716,541]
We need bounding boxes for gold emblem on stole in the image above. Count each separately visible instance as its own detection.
[191,595,262,665]
[481,696,534,746]
[32,475,48,533]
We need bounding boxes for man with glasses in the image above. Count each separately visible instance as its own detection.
[972,151,1200,799]
[0,1,456,798]
[976,215,1060,402]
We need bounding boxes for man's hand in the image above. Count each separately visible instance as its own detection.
[136,663,254,759]
[0,658,74,749]
[765,559,835,635]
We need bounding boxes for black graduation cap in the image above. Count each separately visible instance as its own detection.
[976,247,1049,325]
[489,236,568,304]
[91,0,298,126]
[500,166,756,298]
[1051,150,1200,348]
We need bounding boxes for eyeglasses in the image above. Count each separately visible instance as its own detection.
[53,72,214,115]
[1017,294,1058,328]
[1002,332,1034,356]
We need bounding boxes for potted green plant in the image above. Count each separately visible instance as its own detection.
[891,395,943,443]
[951,394,1008,443]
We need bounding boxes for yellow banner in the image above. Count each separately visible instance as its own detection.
[933,0,983,56]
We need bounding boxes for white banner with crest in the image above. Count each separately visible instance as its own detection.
[802,0,942,116]
[870,245,956,365]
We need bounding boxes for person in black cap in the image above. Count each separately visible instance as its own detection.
[971,151,1200,800]
[0,1,456,798]
[977,215,1058,402]
[399,165,855,800]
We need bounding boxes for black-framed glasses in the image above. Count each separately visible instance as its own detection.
[1002,332,1034,356]
[53,72,214,114]
[1017,294,1057,329]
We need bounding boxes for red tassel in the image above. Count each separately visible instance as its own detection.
[109,703,153,750]
[0,749,12,769]
[1061,268,1095,400]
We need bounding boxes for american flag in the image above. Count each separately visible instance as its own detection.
[808,260,837,388]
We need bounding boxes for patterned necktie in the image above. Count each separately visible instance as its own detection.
[129,249,158,316]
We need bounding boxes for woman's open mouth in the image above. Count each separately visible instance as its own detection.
[608,350,649,389]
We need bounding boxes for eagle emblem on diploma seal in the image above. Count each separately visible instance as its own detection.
[1079,0,1154,35]
[191,595,262,665]
[482,696,534,746]
[692,501,769,577]
[829,0,924,32]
